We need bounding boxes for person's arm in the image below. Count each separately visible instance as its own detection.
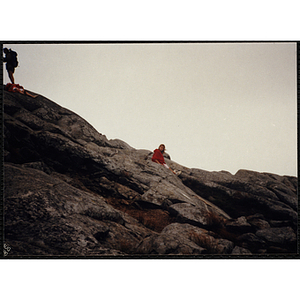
[154,159,163,165]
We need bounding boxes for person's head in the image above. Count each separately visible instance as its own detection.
[3,48,8,54]
[159,144,165,153]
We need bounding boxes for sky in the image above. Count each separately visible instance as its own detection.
[3,42,297,176]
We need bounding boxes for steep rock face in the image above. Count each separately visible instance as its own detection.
[3,90,298,256]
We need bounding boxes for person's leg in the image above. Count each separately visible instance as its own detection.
[8,70,15,84]
[163,163,178,174]
[25,91,38,98]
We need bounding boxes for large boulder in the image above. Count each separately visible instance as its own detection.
[177,167,297,230]
[136,223,234,255]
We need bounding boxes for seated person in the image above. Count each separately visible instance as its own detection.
[152,144,180,175]
[5,83,37,98]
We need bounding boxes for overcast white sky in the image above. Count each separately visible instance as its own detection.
[3,42,297,176]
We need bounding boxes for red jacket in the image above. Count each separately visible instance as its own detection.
[5,83,25,93]
[152,149,165,164]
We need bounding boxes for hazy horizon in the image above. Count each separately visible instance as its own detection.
[3,42,297,176]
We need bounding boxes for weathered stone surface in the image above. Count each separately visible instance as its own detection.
[179,168,297,223]
[3,90,298,256]
[136,228,206,255]
[225,216,252,234]
[237,233,267,252]
[246,214,270,230]
[231,246,252,255]
[136,223,234,255]
[255,227,297,248]
[161,223,234,254]
[4,163,154,256]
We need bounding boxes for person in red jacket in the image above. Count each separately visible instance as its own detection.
[4,83,37,98]
[152,144,179,175]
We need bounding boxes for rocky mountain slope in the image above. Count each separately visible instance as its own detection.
[3,90,298,256]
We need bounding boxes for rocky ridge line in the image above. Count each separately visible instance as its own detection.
[3,90,298,256]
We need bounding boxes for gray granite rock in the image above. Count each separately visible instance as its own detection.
[3,90,297,256]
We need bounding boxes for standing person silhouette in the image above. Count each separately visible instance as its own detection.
[3,48,18,84]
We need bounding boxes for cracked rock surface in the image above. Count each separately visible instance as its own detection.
[3,90,298,256]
